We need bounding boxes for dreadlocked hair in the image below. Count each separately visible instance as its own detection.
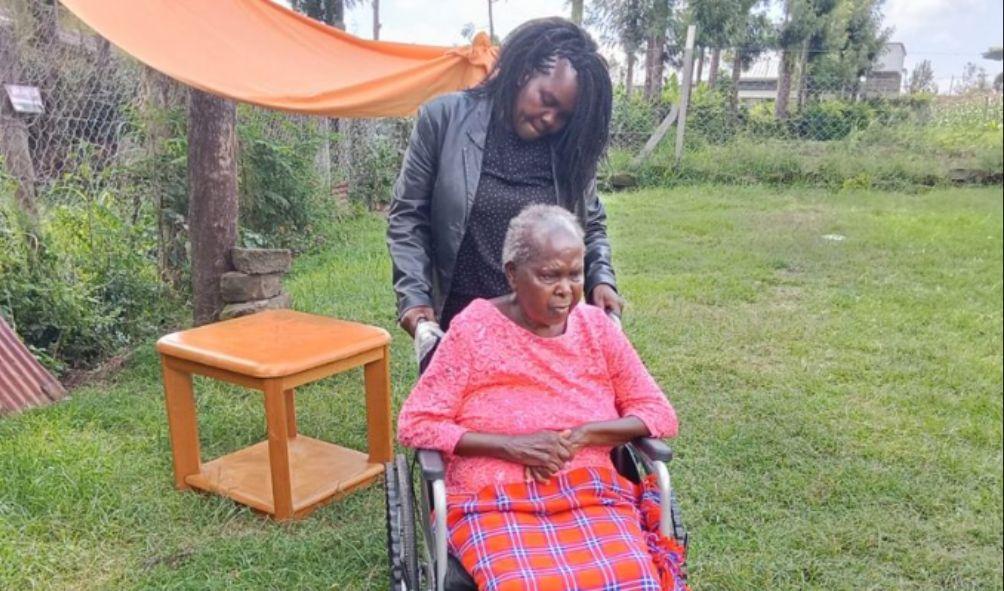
[469,17,612,207]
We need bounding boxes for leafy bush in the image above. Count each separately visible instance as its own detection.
[687,87,738,143]
[1,166,174,373]
[789,100,873,140]
[237,106,330,250]
[609,88,673,149]
[347,130,402,209]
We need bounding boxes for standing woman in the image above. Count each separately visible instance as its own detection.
[388,17,622,343]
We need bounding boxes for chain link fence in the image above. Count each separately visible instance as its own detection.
[606,47,1002,188]
[0,0,409,215]
[4,1,1002,214]
[1,1,142,191]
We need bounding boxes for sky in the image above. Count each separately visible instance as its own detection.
[340,0,1004,94]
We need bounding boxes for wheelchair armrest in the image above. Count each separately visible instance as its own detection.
[631,437,673,463]
[416,448,446,481]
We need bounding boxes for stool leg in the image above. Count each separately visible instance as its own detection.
[161,359,201,490]
[263,379,294,519]
[363,346,393,464]
[284,388,297,438]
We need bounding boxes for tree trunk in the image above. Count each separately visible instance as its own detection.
[729,49,742,117]
[331,0,345,29]
[775,49,793,119]
[644,33,666,100]
[695,46,705,86]
[373,0,381,39]
[708,47,721,89]
[187,89,238,326]
[487,0,495,42]
[625,52,635,97]
[0,25,38,219]
[795,39,810,111]
[775,0,792,119]
[570,0,584,25]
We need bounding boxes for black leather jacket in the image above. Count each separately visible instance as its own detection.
[387,91,617,320]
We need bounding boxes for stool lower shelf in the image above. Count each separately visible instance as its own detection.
[184,436,384,519]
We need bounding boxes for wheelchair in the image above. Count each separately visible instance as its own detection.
[385,438,688,591]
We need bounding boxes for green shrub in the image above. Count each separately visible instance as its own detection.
[687,87,738,143]
[0,165,174,373]
[237,107,330,250]
[789,100,873,140]
[348,131,401,209]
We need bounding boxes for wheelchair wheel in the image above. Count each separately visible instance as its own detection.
[669,488,688,551]
[385,454,420,590]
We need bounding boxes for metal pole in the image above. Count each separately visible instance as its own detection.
[488,0,495,42]
[674,24,697,167]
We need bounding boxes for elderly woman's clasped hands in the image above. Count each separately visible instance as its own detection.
[482,416,651,483]
[511,428,582,484]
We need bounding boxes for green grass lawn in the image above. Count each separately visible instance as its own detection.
[2,184,1001,590]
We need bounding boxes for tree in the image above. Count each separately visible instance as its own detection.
[979,48,1002,92]
[460,22,477,42]
[570,0,584,25]
[590,0,673,100]
[643,0,675,100]
[487,0,497,43]
[907,59,936,94]
[959,61,990,93]
[689,0,735,90]
[587,0,647,95]
[187,90,238,326]
[290,1,363,196]
[775,0,838,119]
[291,0,344,28]
[727,4,774,116]
[807,0,890,99]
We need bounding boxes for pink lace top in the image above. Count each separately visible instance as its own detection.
[397,299,678,495]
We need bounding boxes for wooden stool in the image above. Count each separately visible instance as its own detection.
[156,309,392,520]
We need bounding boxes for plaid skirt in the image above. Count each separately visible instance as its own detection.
[446,467,689,591]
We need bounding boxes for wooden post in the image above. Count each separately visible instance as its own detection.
[187,89,238,326]
[674,24,697,167]
[0,26,38,219]
[632,104,679,167]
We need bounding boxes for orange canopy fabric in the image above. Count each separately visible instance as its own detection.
[60,0,497,117]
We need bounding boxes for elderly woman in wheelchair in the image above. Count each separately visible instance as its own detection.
[386,205,688,591]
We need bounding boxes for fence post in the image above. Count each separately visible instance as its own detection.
[0,25,39,219]
[674,24,697,167]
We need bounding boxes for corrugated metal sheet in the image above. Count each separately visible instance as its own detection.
[0,315,66,414]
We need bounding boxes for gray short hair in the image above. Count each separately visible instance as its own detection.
[502,204,585,267]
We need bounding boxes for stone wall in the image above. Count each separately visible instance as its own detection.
[219,247,293,320]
